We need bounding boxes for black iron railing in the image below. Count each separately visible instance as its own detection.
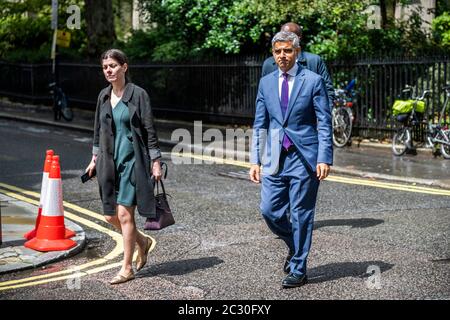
[1,55,449,140]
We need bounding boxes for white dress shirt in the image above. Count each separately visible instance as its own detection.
[111,90,122,109]
[278,62,298,101]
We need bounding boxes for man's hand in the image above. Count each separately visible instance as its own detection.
[249,164,261,184]
[316,163,330,181]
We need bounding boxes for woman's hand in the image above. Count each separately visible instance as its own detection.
[152,159,162,181]
[85,155,97,178]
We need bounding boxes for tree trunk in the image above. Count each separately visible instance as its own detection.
[379,0,388,29]
[380,0,397,29]
[84,0,116,57]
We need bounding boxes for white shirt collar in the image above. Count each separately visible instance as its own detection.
[278,62,298,78]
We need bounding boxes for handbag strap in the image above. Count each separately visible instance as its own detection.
[161,161,168,179]
[153,161,168,195]
[156,179,166,195]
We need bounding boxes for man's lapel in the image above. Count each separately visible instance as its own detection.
[283,66,305,124]
[268,71,284,124]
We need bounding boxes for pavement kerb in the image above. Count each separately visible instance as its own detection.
[0,111,93,133]
[156,140,450,190]
[0,103,448,190]
[330,166,450,189]
[0,191,86,275]
[0,219,86,275]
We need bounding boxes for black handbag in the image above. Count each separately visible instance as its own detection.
[144,163,175,230]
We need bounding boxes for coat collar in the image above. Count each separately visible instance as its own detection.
[100,83,137,127]
[297,51,307,65]
[102,82,135,103]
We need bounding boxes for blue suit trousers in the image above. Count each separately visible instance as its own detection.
[260,150,320,277]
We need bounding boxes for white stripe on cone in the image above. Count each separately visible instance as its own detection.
[39,172,49,208]
[42,178,64,217]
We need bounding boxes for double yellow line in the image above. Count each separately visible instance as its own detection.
[0,182,141,291]
[172,152,450,196]
[1,152,448,291]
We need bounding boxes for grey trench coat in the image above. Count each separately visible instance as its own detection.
[92,83,161,217]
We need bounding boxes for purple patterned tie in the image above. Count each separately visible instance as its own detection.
[281,73,293,150]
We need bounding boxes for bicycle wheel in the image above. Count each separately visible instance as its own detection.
[59,91,73,121]
[332,107,352,148]
[392,128,410,156]
[440,130,450,159]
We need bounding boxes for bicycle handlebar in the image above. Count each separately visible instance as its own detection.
[401,85,431,100]
[417,89,431,100]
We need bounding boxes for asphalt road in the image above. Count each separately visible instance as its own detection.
[0,118,449,300]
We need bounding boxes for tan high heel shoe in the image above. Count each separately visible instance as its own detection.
[109,271,135,285]
[136,235,156,271]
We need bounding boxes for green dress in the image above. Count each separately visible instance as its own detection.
[112,100,136,206]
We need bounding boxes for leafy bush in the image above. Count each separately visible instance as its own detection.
[0,0,86,62]
[432,12,450,49]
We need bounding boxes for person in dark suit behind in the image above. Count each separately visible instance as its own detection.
[261,22,335,108]
[249,31,333,288]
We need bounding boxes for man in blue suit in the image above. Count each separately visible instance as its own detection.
[261,22,335,108]
[249,31,333,288]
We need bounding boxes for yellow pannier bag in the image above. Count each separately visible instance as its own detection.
[392,99,425,116]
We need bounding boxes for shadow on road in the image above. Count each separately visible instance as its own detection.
[308,261,394,284]
[137,256,224,277]
[314,218,384,230]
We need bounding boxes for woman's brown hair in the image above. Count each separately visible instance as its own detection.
[101,49,131,82]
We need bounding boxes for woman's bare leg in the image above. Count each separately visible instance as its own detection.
[117,205,138,275]
[105,211,147,262]
[105,215,122,232]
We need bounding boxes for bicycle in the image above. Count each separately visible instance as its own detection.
[424,85,450,159]
[391,86,430,156]
[332,79,355,148]
[391,85,450,159]
[49,82,73,121]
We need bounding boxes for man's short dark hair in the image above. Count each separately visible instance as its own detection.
[281,22,303,40]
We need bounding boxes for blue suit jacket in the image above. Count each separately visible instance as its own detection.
[250,66,333,175]
[261,51,335,107]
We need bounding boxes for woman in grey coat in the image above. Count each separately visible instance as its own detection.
[85,49,162,284]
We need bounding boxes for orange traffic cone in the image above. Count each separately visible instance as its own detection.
[24,152,75,240]
[24,149,54,240]
[25,155,77,251]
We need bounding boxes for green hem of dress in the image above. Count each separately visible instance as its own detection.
[116,201,137,207]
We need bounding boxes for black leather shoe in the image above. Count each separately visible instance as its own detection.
[282,273,308,288]
[283,252,293,274]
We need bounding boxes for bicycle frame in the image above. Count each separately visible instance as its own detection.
[332,87,354,147]
[392,86,431,156]
[437,86,450,125]
[49,82,72,121]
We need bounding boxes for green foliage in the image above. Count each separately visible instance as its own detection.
[135,0,438,62]
[136,0,375,60]
[432,12,450,49]
[0,0,86,62]
[1,0,444,63]
[0,0,50,61]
